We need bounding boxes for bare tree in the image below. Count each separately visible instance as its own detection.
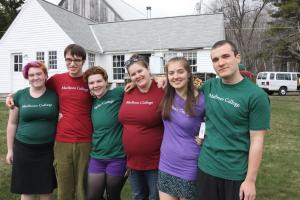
[201,0,272,72]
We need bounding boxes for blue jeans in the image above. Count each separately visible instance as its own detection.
[129,169,159,200]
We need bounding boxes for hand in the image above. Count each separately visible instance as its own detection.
[239,179,256,200]
[124,167,131,177]
[6,94,14,109]
[124,82,136,93]
[153,76,167,89]
[58,113,63,121]
[195,136,203,146]
[6,150,13,165]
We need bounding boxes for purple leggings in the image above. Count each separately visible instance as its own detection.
[88,158,126,176]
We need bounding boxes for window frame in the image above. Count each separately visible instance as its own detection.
[13,53,23,72]
[183,51,197,73]
[112,55,125,80]
[36,51,45,63]
[88,53,96,68]
[48,51,57,70]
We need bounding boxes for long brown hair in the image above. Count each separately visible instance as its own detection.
[161,57,197,120]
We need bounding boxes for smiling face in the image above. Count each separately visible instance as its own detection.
[28,67,47,89]
[167,61,189,93]
[87,74,108,98]
[211,43,242,83]
[127,62,152,91]
[65,51,84,77]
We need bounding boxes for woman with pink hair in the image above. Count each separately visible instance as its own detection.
[6,61,58,200]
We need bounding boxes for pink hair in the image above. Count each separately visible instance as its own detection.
[22,61,48,79]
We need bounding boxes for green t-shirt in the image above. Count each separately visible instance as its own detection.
[198,78,270,181]
[90,87,125,159]
[14,88,58,144]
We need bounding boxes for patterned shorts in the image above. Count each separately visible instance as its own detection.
[157,170,197,200]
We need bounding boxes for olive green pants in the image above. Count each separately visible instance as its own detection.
[54,142,91,200]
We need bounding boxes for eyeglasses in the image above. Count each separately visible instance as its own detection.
[65,58,83,65]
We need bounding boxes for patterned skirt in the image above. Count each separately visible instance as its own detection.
[157,170,197,200]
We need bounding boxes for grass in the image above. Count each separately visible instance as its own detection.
[1,94,300,199]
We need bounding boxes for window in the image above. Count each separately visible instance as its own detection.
[257,73,262,80]
[88,53,95,68]
[48,51,57,69]
[36,52,45,63]
[163,51,198,73]
[13,54,23,72]
[261,73,267,80]
[73,0,80,14]
[270,73,275,80]
[276,73,291,80]
[292,74,297,81]
[164,52,177,63]
[91,0,100,21]
[112,55,125,80]
[183,52,197,73]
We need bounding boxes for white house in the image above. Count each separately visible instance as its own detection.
[0,0,225,93]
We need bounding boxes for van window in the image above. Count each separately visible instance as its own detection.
[292,74,297,81]
[257,73,262,80]
[276,73,291,80]
[270,73,275,80]
[262,73,267,80]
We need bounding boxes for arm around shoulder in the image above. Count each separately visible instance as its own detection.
[6,93,15,109]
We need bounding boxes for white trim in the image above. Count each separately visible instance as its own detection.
[89,26,103,53]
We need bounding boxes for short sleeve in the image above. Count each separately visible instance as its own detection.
[13,89,22,108]
[249,92,270,131]
[114,86,125,99]
[46,75,57,91]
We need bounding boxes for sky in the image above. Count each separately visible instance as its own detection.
[45,0,211,18]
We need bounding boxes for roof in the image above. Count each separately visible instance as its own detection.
[38,0,100,52]
[36,0,224,53]
[91,14,225,52]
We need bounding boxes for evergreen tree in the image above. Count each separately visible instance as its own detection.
[0,0,24,39]
[268,0,300,70]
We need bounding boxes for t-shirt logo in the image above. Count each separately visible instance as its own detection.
[94,100,114,109]
[125,100,154,106]
[208,93,240,108]
[61,86,88,92]
[22,104,53,108]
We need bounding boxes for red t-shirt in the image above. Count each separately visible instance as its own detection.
[47,73,92,143]
[119,81,164,170]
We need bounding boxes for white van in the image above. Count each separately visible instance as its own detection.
[256,71,300,95]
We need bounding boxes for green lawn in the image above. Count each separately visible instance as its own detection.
[1,95,300,199]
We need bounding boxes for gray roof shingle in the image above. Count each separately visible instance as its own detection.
[37,0,224,53]
[38,0,101,52]
[91,14,225,52]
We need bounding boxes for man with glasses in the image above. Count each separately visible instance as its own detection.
[46,44,92,200]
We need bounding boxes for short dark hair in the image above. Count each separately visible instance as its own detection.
[64,44,86,61]
[212,40,239,56]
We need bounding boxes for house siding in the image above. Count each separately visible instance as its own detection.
[197,49,214,73]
